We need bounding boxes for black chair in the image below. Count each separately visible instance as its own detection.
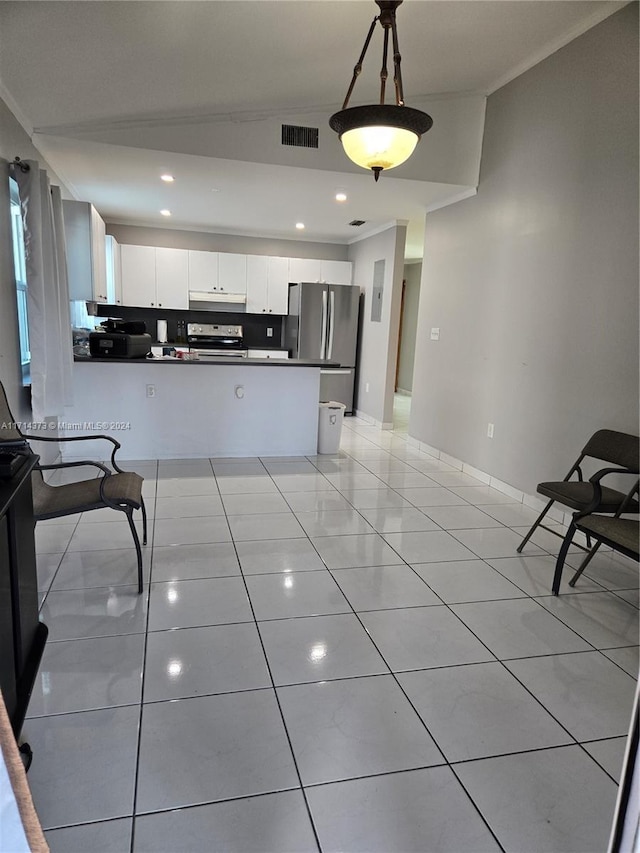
[552,468,639,595]
[0,382,147,594]
[517,429,639,555]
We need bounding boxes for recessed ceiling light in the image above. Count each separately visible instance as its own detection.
[160,209,172,216]
[295,222,305,230]
[335,192,347,202]
[160,174,174,183]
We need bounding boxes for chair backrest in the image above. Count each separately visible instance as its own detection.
[582,430,639,472]
[0,382,24,442]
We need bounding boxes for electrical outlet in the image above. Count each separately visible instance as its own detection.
[146,385,155,398]
[266,328,273,338]
[365,382,370,393]
[487,423,494,439]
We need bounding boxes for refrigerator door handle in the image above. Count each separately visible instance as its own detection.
[328,289,335,359]
[321,289,328,359]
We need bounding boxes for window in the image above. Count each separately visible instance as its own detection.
[9,177,30,385]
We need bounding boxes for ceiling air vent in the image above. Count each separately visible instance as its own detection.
[349,219,366,227]
[281,125,319,149]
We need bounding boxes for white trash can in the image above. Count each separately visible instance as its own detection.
[317,401,347,454]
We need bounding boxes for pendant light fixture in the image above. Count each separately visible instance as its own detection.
[329,0,432,181]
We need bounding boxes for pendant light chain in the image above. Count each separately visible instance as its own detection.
[342,15,379,110]
[390,13,405,106]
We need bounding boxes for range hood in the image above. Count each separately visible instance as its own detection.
[189,291,246,304]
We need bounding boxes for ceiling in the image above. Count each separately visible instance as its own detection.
[0,1,624,259]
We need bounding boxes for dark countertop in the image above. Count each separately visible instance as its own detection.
[74,356,338,368]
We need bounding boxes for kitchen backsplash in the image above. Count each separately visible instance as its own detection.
[94,304,285,348]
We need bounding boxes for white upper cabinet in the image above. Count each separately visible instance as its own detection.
[63,200,108,302]
[156,248,189,309]
[218,253,247,294]
[288,257,352,285]
[121,245,156,307]
[288,257,321,283]
[188,251,219,292]
[245,255,268,313]
[117,244,351,310]
[320,260,352,285]
[267,256,290,314]
[121,246,188,309]
[246,255,289,314]
[105,236,122,305]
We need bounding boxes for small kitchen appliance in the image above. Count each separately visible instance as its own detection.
[89,332,152,358]
[186,323,248,359]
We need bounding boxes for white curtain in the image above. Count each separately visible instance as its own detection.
[12,161,73,422]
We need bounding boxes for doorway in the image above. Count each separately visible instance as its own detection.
[394,262,422,430]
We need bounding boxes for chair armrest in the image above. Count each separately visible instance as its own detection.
[37,460,112,477]
[23,433,120,449]
[575,467,639,519]
[23,433,125,473]
[36,460,127,511]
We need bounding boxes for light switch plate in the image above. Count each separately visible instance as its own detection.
[430,328,440,341]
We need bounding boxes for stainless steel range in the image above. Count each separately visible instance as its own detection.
[186,323,248,359]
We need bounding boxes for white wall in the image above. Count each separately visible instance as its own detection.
[349,224,407,426]
[409,5,639,497]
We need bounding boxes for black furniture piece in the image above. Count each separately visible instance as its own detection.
[0,452,48,740]
[552,468,639,595]
[0,382,147,594]
[517,429,639,555]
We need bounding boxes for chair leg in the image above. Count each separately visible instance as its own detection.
[517,499,554,553]
[568,541,603,587]
[140,497,148,546]
[125,508,144,594]
[552,521,577,595]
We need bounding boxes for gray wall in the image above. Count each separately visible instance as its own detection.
[349,224,407,425]
[396,261,422,393]
[410,5,639,497]
[106,223,349,261]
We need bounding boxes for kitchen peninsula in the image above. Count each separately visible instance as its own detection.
[64,357,332,459]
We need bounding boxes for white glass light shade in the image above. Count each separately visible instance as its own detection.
[340,125,419,172]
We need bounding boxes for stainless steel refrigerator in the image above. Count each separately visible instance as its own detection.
[285,282,360,413]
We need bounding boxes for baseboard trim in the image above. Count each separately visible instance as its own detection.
[406,435,568,525]
[353,409,395,431]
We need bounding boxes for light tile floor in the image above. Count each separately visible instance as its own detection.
[27,396,638,852]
